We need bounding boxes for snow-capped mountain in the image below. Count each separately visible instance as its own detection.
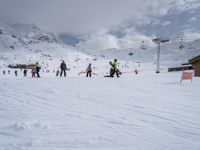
[0,22,58,47]
[0,22,91,73]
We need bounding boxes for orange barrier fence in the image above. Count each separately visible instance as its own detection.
[80,70,140,77]
[78,70,140,77]
[78,71,98,76]
[121,69,139,74]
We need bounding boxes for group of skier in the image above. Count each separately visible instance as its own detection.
[2,59,121,78]
[57,60,93,77]
[2,62,41,78]
[57,59,120,78]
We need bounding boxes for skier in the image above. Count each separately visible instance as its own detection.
[135,69,138,74]
[31,68,36,78]
[3,70,5,75]
[60,60,67,77]
[105,59,121,78]
[86,63,92,77]
[8,70,10,75]
[23,69,27,77]
[35,62,41,78]
[14,70,17,77]
[110,59,120,78]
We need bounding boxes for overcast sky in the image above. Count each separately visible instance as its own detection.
[0,0,199,35]
[0,0,200,50]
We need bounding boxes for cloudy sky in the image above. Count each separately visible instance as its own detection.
[0,0,199,34]
[0,0,200,49]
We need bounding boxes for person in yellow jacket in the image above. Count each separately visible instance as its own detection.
[110,59,120,78]
[35,62,41,78]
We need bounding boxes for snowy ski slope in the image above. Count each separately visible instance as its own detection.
[0,72,200,150]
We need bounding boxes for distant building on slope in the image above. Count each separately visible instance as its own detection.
[189,55,200,77]
[8,64,36,69]
[168,65,193,72]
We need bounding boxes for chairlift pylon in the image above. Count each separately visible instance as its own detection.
[179,38,184,50]
[141,41,146,50]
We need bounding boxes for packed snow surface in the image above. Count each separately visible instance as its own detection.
[0,72,200,150]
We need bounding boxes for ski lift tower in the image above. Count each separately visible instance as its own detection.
[152,37,169,73]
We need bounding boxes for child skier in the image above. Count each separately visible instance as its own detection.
[31,68,36,78]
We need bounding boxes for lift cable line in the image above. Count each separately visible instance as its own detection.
[122,35,200,44]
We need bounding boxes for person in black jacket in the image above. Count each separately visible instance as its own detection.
[60,60,67,77]
[23,69,27,77]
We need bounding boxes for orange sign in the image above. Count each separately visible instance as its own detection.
[180,72,193,83]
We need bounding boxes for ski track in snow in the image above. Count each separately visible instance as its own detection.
[0,73,200,150]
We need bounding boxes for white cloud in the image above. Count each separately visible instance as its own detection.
[162,21,171,26]
[190,17,197,21]
[77,29,120,50]
[173,0,200,11]
[118,27,154,48]
[183,29,200,41]
[77,27,154,50]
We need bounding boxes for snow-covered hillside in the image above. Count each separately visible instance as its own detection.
[78,39,200,68]
[0,22,144,75]
[0,22,93,72]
